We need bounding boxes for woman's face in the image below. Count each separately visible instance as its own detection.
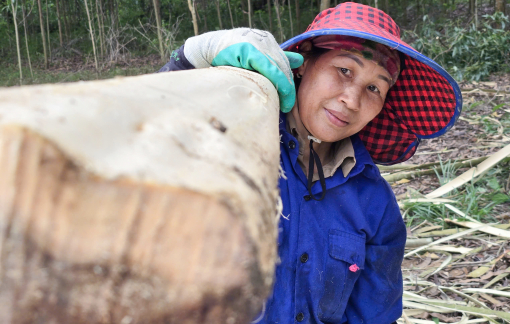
[296,48,392,143]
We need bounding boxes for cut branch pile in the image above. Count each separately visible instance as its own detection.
[386,143,510,323]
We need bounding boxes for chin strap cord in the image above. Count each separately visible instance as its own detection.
[307,138,327,201]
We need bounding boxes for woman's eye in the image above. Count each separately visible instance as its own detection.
[339,68,351,76]
[368,85,380,93]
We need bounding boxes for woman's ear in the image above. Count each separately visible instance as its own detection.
[297,59,309,77]
[297,41,313,76]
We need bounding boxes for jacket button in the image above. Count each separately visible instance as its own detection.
[288,140,296,149]
[304,195,311,201]
[300,253,309,263]
[296,312,305,322]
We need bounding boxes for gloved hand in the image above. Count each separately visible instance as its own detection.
[184,28,303,113]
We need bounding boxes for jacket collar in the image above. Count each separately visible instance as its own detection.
[279,112,380,182]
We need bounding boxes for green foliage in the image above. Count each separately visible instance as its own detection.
[1,0,510,84]
[0,63,159,87]
[403,12,510,81]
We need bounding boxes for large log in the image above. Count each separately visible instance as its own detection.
[0,67,281,324]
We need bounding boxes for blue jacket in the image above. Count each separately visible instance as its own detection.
[160,48,407,324]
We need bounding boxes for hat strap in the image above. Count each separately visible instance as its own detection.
[307,139,326,201]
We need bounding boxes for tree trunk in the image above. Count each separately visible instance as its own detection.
[247,0,252,28]
[21,0,33,78]
[83,0,99,70]
[495,0,506,28]
[108,0,119,61]
[0,67,280,324]
[188,0,198,35]
[96,0,105,59]
[295,0,300,32]
[215,0,223,29]
[168,1,172,25]
[99,0,106,58]
[56,0,63,47]
[267,0,272,32]
[403,0,408,25]
[495,0,505,14]
[475,0,478,27]
[109,0,118,30]
[36,0,48,69]
[240,0,247,26]
[202,1,208,32]
[10,0,23,84]
[227,0,234,27]
[114,0,119,29]
[75,0,79,23]
[274,0,283,42]
[152,0,165,62]
[45,0,51,62]
[288,0,293,36]
[61,0,70,42]
[320,0,331,11]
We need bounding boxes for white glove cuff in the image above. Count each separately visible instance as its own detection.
[184,30,229,68]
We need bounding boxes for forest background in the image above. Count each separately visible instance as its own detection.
[0,0,509,86]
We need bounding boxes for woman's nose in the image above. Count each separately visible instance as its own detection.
[337,85,362,111]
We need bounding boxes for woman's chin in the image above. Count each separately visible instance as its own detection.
[311,128,348,143]
[309,120,352,143]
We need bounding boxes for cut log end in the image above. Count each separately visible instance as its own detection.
[0,126,268,324]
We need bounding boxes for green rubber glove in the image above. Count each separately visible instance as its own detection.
[184,28,304,113]
[212,45,303,112]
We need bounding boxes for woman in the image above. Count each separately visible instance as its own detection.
[159,3,462,323]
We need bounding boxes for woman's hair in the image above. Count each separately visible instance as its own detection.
[294,41,330,90]
[297,42,330,63]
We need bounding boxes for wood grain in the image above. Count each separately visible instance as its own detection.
[0,126,266,324]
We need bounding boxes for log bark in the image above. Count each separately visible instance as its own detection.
[0,67,281,324]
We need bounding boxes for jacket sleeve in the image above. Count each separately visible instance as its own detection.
[158,45,195,72]
[342,190,406,324]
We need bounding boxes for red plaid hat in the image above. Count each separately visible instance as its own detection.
[280,2,462,165]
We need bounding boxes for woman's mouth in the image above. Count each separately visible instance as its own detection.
[324,108,349,127]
